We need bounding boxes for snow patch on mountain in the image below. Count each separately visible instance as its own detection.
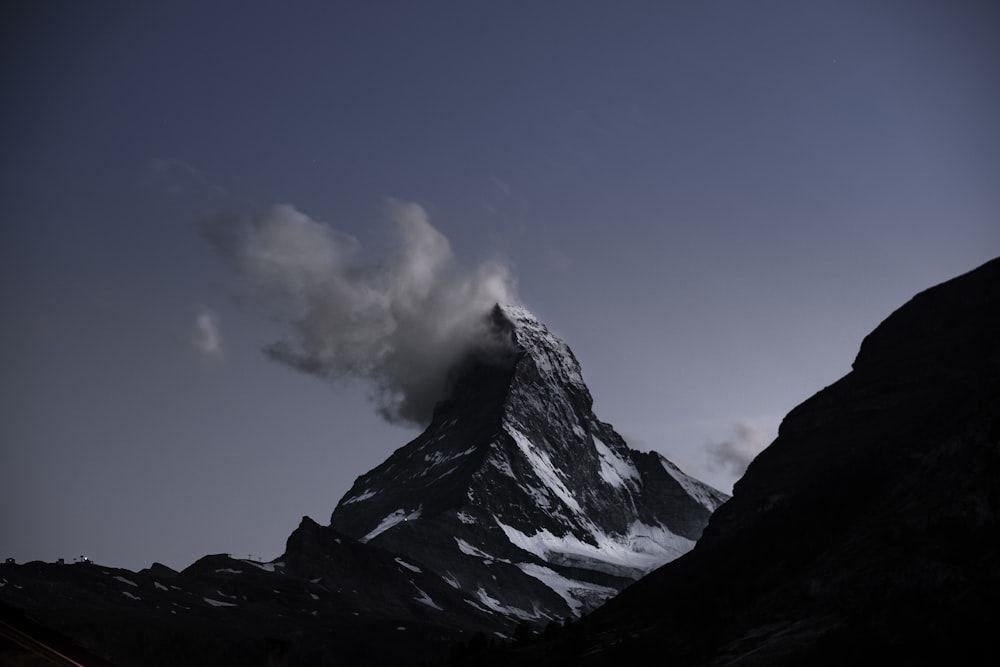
[204,597,237,607]
[362,508,422,543]
[495,518,694,576]
[395,557,421,573]
[508,425,583,515]
[423,446,476,470]
[413,585,442,610]
[594,436,641,489]
[456,538,510,563]
[475,587,541,621]
[343,488,378,505]
[240,559,283,572]
[516,563,618,613]
[657,454,729,512]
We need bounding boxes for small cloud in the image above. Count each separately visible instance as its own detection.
[149,157,200,178]
[191,306,225,360]
[547,249,572,274]
[145,157,227,200]
[705,421,766,478]
[481,175,530,228]
[489,176,512,199]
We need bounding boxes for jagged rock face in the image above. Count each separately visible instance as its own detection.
[511,258,1000,665]
[330,304,727,620]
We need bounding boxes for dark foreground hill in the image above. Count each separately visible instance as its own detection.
[478,257,1000,666]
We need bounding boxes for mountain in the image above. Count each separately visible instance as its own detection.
[326,304,727,621]
[489,257,1000,666]
[0,303,725,666]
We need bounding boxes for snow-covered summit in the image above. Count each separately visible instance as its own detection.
[493,303,588,396]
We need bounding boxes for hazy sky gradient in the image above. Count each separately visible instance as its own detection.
[3,0,998,570]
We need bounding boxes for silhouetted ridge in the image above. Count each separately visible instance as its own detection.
[852,256,1000,375]
[497,256,1000,666]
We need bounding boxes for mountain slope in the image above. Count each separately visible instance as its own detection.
[329,303,727,620]
[498,257,1000,665]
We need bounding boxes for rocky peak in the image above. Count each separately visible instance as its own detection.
[328,302,727,621]
[495,303,592,407]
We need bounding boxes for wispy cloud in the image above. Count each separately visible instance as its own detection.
[481,175,530,233]
[705,421,767,478]
[190,306,225,361]
[546,249,572,274]
[146,157,227,200]
[490,176,513,199]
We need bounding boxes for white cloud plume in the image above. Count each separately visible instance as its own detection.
[191,306,225,360]
[201,200,518,425]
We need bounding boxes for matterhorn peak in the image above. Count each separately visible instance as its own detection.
[328,303,727,621]
[493,303,589,394]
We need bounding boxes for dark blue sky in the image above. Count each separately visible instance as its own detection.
[3,1,998,570]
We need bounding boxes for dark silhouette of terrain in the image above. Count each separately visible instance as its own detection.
[469,257,1000,666]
